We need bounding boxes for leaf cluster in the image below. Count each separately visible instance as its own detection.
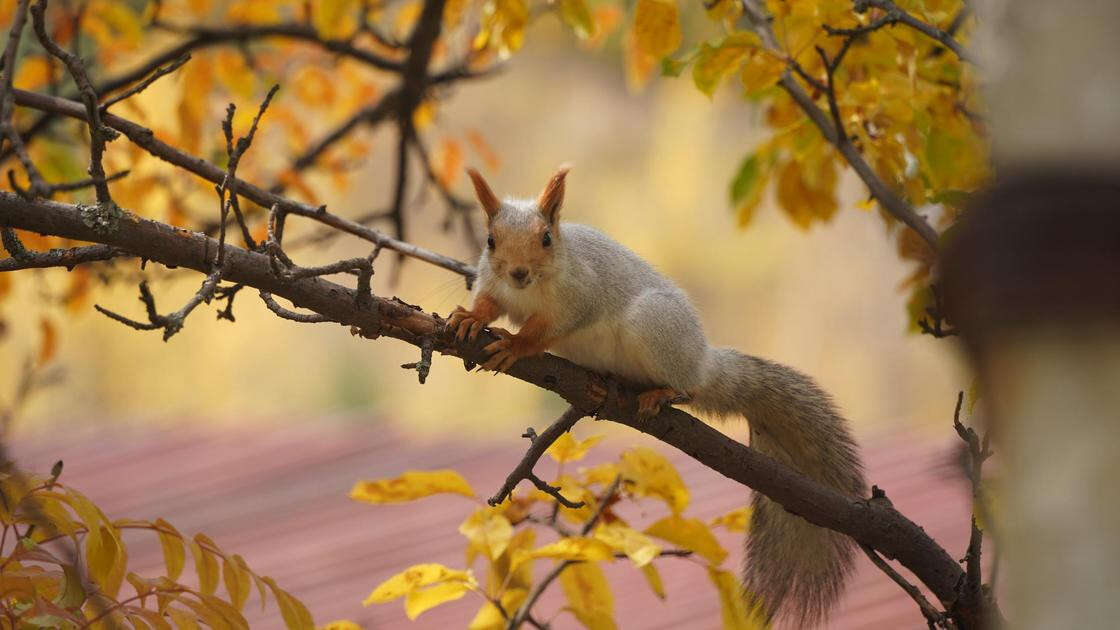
[352,436,766,630]
[0,465,312,629]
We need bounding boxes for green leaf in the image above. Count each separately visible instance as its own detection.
[729,153,761,206]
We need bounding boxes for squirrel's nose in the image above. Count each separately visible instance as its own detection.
[510,267,529,282]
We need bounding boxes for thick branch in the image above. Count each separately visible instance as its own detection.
[0,191,969,619]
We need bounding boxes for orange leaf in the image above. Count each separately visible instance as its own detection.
[38,318,57,366]
[437,139,463,189]
[14,57,52,91]
[466,130,501,171]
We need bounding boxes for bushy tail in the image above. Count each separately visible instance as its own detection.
[691,348,866,627]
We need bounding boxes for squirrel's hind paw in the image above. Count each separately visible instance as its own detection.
[636,387,689,421]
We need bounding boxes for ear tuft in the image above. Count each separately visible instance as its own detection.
[537,165,570,224]
[466,168,501,221]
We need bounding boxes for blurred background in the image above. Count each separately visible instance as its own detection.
[2,7,976,629]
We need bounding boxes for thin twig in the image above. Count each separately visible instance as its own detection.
[258,291,330,323]
[489,406,587,508]
[0,242,130,271]
[847,0,972,64]
[0,0,49,198]
[31,0,120,205]
[94,269,224,341]
[860,544,953,629]
[506,476,623,630]
[99,54,191,112]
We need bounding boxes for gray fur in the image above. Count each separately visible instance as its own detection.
[474,201,866,626]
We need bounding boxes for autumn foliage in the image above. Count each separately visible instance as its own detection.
[0,0,991,628]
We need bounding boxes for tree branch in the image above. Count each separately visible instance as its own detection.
[9,88,477,280]
[847,0,972,64]
[0,191,974,624]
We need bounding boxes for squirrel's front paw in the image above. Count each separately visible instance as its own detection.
[481,329,528,372]
[448,306,487,341]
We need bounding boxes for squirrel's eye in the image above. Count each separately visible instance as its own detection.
[542,231,552,247]
[486,235,495,250]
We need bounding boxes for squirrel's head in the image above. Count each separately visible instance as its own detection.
[467,166,568,290]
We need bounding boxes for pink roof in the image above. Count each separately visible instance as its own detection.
[10,422,978,629]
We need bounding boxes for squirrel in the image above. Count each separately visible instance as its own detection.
[448,166,867,627]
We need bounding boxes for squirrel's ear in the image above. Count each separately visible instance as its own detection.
[466,168,501,221]
[537,165,569,224]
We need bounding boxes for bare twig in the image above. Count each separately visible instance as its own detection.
[0,242,130,271]
[31,0,120,205]
[489,406,588,509]
[951,391,994,614]
[860,544,953,629]
[215,84,278,264]
[0,0,49,198]
[258,291,330,324]
[99,53,191,112]
[94,269,224,341]
[843,0,972,64]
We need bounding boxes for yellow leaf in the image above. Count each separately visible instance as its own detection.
[644,516,727,566]
[350,470,474,504]
[619,448,689,514]
[0,273,10,302]
[624,29,658,91]
[710,507,752,532]
[692,32,760,96]
[632,0,681,59]
[319,622,362,630]
[405,581,470,620]
[444,0,469,28]
[475,0,529,58]
[227,0,281,23]
[412,100,437,130]
[559,562,617,630]
[546,432,605,463]
[459,507,513,563]
[314,0,359,38]
[364,564,476,605]
[38,317,57,366]
[593,523,660,567]
[581,463,621,488]
[468,588,527,630]
[559,0,595,40]
[177,55,214,154]
[293,66,337,108]
[166,606,200,630]
[739,50,786,96]
[707,568,768,629]
[585,6,623,49]
[190,537,220,596]
[262,576,314,630]
[639,563,666,600]
[155,518,186,581]
[775,158,837,229]
[14,56,52,90]
[86,525,127,598]
[223,554,251,611]
[215,50,256,101]
[513,537,612,570]
[189,0,213,15]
